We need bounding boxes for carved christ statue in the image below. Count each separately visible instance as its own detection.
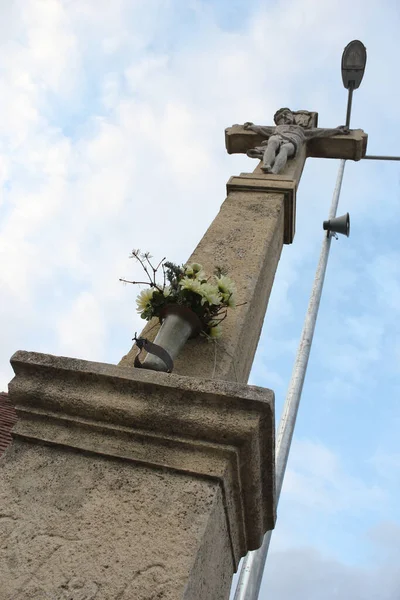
[244,108,350,174]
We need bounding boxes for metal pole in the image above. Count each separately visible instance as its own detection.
[233,159,347,600]
[363,155,400,161]
[345,85,354,128]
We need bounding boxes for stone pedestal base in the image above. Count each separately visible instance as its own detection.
[1,351,275,600]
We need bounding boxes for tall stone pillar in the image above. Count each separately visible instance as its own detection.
[1,351,275,600]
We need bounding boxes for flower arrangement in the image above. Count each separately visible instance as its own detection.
[120,250,237,339]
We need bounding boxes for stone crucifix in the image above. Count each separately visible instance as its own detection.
[243,107,350,174]
[225,107,367,244]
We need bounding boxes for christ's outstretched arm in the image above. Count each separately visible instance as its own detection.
[306,126,349,139]
[243,122,275,137]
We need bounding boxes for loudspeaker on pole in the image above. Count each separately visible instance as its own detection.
[323,213,350,237]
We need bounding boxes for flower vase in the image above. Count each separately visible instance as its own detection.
[141,305,202,372]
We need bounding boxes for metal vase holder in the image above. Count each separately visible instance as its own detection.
[137,305,202,373]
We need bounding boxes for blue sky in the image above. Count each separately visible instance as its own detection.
[1,0,400,597]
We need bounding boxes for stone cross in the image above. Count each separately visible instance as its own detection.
[2,107,368,600]
[242,108,350,175]
[225,107,367,244]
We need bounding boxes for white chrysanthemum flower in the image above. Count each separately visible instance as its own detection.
[136,288,155,313]
[179,277,202,294]
[216,275,236,295]
[163,286,171,297]
[184,263,205,280]
[199,283,221,306]
[191,263,207,280]
[208,325,222,339]
[216,275,236,307]
[195,271,207,281]
[191,263,203,273]
[184,265,194,277]
[222,291,236,308]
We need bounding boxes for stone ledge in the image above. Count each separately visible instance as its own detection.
[8,350,276,568]
[226,175,296,244]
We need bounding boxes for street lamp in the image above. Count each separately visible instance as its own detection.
[341,40,367,89]
[341,40,400,161]
[341,40,367,128]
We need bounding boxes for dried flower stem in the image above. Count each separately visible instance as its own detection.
[119,278,163,292]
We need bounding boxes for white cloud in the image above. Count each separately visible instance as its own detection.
[283,439,386,514]
[258,544,400,600]
[369,253,400,315]
[370,451,400,487]
[56,290,106,359]
[368,520,400,556]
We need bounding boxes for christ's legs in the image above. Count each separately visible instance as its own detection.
[271,142,295,174]
[262,136,280,173]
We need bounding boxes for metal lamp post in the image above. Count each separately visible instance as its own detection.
[341,40,367,127]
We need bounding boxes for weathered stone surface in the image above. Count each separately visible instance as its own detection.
[1,350,275,600]
[0,392,16,457]
[226,176,296,244]
[306,128,367,161]
[1,442,229,600]
[120,190,285,383]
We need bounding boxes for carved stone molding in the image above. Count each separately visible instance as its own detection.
[7,350,276,568]
[226,175,296,244]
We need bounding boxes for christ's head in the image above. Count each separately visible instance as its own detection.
[274,108,295,125]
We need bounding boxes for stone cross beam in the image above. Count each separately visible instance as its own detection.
[225,123,367,160]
